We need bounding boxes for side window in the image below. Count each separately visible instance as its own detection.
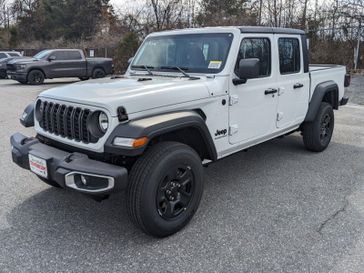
[50,51,66,61]
[236,38,271,78]
[66,51,82,60]
[278,38,301,74]
[0,53,7,59]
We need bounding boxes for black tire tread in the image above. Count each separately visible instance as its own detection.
[302,102,334,152]
[92,68,106,79]
[127,141,199,236]
[27,69,45,85]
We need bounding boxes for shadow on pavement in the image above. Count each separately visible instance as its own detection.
[1,135,364,272]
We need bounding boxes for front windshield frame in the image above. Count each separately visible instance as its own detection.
[34,50,51,59]
[131,33,234,74]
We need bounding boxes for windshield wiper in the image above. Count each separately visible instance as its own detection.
[160,66,200,80]
[131,65,155,76]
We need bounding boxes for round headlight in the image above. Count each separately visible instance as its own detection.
[98,112,109,133]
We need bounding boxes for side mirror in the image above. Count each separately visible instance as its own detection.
[128,57,134,65]
[233,58,260,85]
[48,55,56,61]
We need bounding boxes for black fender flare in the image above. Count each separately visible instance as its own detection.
[304,81,339,122]
[104,111,217,160]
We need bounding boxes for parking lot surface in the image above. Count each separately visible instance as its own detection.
[0,76,364,273]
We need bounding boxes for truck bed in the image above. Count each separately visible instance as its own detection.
[309,64,346,101]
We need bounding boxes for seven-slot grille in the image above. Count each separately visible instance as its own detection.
[38,100,96,143]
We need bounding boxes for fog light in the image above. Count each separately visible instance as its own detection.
[81,175,87,185]
[67,173,114,192]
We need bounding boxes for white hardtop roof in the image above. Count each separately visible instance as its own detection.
[148,26,305,37]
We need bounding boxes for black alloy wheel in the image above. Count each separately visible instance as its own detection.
[156,165,195,219]
[302,102,334,152]
[319,113,333,145]
[28,70,45,85]
[0,69,7,79]
[92,68,106,79]
[127,141,204,237]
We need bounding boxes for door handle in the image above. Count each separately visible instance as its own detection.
[294,83,304,89]
[265,88,278,95]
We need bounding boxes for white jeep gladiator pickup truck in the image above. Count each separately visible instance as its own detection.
[11,27,350,237]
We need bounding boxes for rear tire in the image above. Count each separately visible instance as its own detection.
[127,142,204,237]
[38,176,61,188]
[92,68,106,79]
[302,102,334,152]
[27,70,45,85]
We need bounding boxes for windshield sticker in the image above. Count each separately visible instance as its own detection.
[208,61,222,69]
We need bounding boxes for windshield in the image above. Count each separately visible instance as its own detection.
[34,50,50,59]
[0,57,11,64]
[131,33,234,74]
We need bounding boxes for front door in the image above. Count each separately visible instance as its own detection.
[275,35,310,128]
[229,35,278,144]
[47,51,69,78]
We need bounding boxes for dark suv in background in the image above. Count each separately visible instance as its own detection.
[7,49,113,84]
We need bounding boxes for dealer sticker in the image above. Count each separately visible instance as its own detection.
[29,154,48,178]
[208,60,222,69]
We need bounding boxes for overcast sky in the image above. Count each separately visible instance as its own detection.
[111,0,329,6]
[111,0,144,10]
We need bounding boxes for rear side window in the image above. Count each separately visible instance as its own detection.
[50,51,67,60]
[66,51,82,60]
[8,52,20,57]
[278,38,301,74]
[0,53,7,59]
[236,38,271,77]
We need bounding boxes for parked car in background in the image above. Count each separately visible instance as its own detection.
[0,51,22,60]
[7,49,113,84]
[0,57,25,79]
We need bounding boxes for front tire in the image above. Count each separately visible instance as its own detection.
[302,102,334,152]
[27,70,45,85]
[0,69,7,79]
[127,142,204,237]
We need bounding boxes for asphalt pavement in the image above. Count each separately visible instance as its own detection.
[0,76,363,273]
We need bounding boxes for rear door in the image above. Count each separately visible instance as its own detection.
[275,35,310,128]
[63,50,87,77]
[229,34,279,144]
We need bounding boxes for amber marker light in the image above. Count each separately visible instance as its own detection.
[113,136,148,148]
[132,137,148,148]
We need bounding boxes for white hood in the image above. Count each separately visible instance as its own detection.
[39,76,212,116]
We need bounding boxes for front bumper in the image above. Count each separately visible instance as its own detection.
[10,133,128,195]
[7,71,27,82]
